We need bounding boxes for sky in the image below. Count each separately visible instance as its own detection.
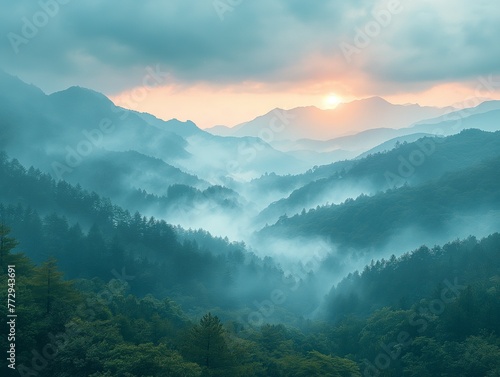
[1,0,500,128]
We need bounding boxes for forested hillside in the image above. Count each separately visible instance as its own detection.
[2,1,500,375]
[0,152,319,319]
[2,225,499,376]
[257,129,500,224]
[259,153,500,250]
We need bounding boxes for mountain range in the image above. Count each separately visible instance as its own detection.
[2,68,500,376]
[2,68,500,241]
[207,97,455,140]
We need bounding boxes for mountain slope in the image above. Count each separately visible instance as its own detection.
[258,153,500,251]
[411,99,500,126]
[409,108,500,135]
[322,233,500,322]
[256,130,500,225]
[0,152,302,313]
[209,97,453,141]
[355,133,434,159]
[135,111,204,138]
[0,70,308,185]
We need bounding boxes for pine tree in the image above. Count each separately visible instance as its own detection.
[31,257,78,315]
[189,312,231,370]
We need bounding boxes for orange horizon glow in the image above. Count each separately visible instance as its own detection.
[109,80,500,129]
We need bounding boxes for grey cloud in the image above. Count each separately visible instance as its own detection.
[0,0,499,94]
[357,1,500,83]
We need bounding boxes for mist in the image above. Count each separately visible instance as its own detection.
[2,1,500,374]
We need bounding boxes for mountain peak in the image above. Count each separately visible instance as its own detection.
[475,99,500,111]
[135,112,203,138]
[51,85,111,101]
[48,86,116,111]
[348,96,392,106]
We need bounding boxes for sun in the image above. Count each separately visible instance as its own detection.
[323,94,342,109]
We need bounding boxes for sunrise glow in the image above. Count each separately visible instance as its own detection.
[323,94,343,109]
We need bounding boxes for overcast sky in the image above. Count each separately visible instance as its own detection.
[1,0,500,128]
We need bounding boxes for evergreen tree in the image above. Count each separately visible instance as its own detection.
[188,312,231,371]
[31,257,79,316]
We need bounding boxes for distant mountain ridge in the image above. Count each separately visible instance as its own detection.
[258,150,500,251]
[255,129,500,226]
[0,69,307,183]
[207,97,455,141]
[3,68,500,243]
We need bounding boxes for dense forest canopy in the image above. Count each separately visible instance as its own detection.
[1,70,500,376]
[1,146,500,375]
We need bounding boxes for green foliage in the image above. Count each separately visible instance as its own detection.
[324,234,500,322]
[31,258,79,315]
[277,351,361,377]
[0,152,294,313]
[103,343,202,377]
[2,130,500,376]
[401,336,500,377]
[261,153,500,249]
[260,130,500,225]
[1,227,499,376]
[187,313,231,371]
